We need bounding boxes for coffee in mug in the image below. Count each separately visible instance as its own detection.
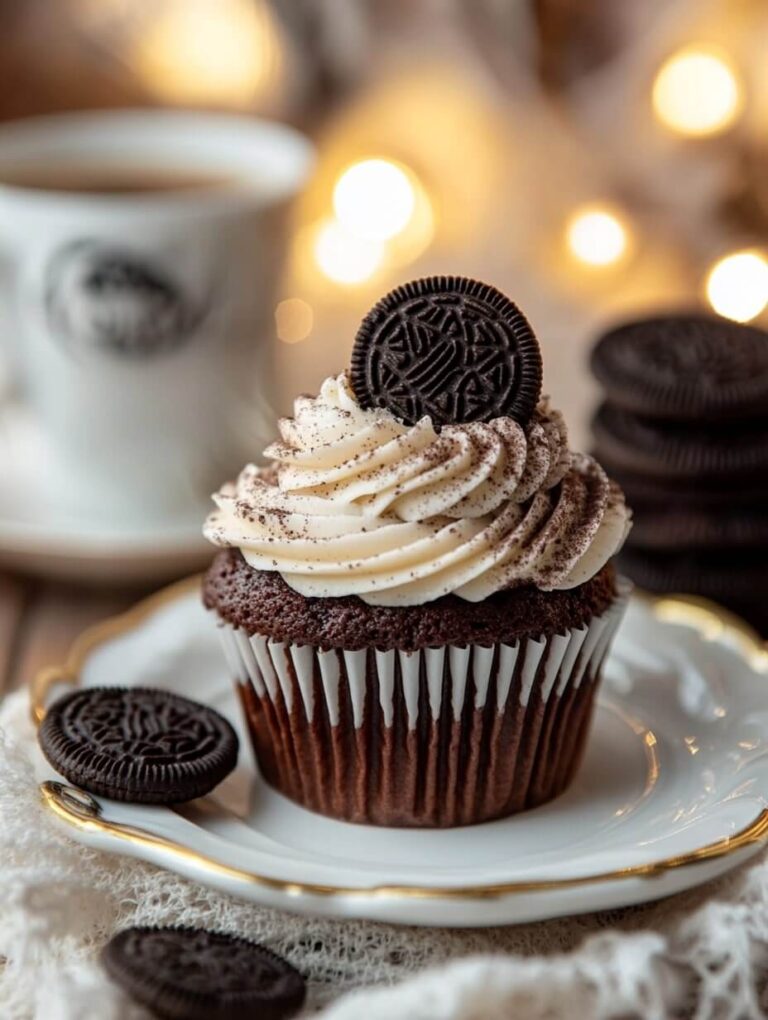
[0,165,242,194]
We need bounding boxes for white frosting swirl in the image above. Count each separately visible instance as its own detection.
[204,373,631,605]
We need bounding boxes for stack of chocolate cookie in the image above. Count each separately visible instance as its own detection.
[590,314,768,636]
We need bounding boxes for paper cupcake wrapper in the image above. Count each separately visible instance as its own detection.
[214,588,629,827]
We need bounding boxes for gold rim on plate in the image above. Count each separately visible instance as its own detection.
[34,576,768,901]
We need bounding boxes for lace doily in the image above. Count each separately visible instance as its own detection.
[1,689,766,1020]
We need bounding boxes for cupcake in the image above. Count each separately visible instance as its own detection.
[204,277,632,827]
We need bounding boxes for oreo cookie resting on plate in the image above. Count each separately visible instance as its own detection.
[38,687,239,804]
[203,277,632,827]
[590,313,768,638]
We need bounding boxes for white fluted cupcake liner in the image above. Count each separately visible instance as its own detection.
[213,587,629,827]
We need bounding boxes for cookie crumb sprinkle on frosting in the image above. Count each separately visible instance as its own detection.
[205,279,631,605]
[205,368,631,605]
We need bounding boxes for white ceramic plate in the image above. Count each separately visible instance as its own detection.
[35,578,768,927]
[0,401,208,583]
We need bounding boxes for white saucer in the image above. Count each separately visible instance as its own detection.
[0,402,208,583]
[36,579,768,927]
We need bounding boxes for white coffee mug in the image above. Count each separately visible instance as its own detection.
[0,110,313,525]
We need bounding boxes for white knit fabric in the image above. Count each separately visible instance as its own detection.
[1,689,766,1020]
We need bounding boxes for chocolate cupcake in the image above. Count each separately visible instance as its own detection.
[204,277,632,827]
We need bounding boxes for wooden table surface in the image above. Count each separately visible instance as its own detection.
[0,571,157,702]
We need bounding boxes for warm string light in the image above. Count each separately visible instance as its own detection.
[133,0,281,106]
[565,205,631,268]
[333,159,416,241]
[300,52,751,305]
[313,158,433,286]
[652,46,743,137]
[562,50,745,291]
[705,250,768,322]
[313,219,384,285]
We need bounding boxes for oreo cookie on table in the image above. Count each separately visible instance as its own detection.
[38,687,238,804]
[592,402,768,480]
[590,314,768,421]
[351,276,543,428]
[102,926,305,1020]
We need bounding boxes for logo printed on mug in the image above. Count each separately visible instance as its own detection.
[44,239,213,359]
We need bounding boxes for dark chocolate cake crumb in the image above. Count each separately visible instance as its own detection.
[203,549,618,651]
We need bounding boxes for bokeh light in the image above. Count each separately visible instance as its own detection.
[565,206,630,267]
[706,250,768,322]
[134,0,280,106]
[333,159,417,241]
[313,219,384,285]
[275,298,314,344]
[652,46,743,137]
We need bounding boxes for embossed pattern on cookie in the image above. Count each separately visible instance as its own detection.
[351,276,543,428]
[38,687,238,804]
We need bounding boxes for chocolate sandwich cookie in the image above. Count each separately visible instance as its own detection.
[39,687,238,804]
[592,402,768,479]
[595,463,768,511]
[590,315,768,421]
[627,508,768,551]
[351,275,543,428]
[618,546,768,601]
[102,926,305,1020]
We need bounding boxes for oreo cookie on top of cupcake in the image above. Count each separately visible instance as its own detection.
[204,277,632,828]
[590,314,768,636]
